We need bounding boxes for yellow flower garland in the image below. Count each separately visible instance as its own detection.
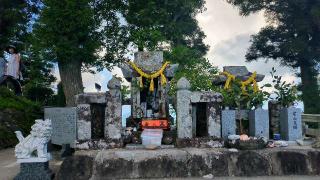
[240,71,259,95]
[221,71,259,95]
[221,71,235,90]
[128,61,170,92]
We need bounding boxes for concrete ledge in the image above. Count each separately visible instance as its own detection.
[57,147,320,179]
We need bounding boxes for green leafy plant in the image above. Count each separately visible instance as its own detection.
[219,88,236,108]
[246,84,271,109]
[217,77,270,110]
[269,67,299,107]
[169,58,218,96]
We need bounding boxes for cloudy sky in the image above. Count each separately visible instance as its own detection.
[53,0,301,108]
[197,1,298,84]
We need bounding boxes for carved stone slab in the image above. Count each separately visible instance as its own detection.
[134,51,163,73]
[249,108,269,138]
[280,107,302,141]
[190,91,223,103]
[221,110,236,139]
[44,107,77,146]
[75,93,106,104]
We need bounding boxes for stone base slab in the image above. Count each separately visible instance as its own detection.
[17,155,51,163]
[58,147,320,179]
[76,139,123,150]
[176,137,224,148]
[14,161,54,180]
[125,144,175,150]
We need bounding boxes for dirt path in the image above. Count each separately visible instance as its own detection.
[0,148,19,180]
[0,148,62,180]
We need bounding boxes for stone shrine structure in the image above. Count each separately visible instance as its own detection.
[213,66,269,138]
[75,77,122,149]
[212,66,265,85]
[121,51,178,122]
[176,77,223,139]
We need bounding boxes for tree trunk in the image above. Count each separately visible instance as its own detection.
[58,59,83,107]
[300,63,320,114]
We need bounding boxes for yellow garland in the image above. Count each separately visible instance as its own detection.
[128,61,170,92]
[221,71,235,90]
[240,71,259,95]
[221,71,259,95]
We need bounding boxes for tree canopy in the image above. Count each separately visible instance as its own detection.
[31,0,213,105]
[0,0,40,54]
[227,0,320,113]
[123,0,208,55]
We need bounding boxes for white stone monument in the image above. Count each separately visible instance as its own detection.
[14,119,52,163]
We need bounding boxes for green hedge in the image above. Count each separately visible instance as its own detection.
[0,87,42,149]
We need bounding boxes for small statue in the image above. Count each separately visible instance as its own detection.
[14,119,52,161]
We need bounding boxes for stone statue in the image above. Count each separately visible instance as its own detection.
[14,119,52,162]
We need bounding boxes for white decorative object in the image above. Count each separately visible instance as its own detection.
[14,119,52,163]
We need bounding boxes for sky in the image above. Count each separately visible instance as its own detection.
[52,0,302,109]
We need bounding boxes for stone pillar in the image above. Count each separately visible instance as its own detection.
[77,104,91,140]
[268,100,281,136]
[221,109,236,139]
[207,103,221,137]
[176,77,192,138]
[249,108,269,138]
[105,77,122,140]
[131,77,141,118]
[280,107,302,141]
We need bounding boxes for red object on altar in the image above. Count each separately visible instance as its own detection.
[141,119,169,130]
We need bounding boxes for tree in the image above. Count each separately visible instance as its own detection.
[0,0,40,54]
[33,0,128,106]
[21,44,56,105]
[0,0,55,104]
[226,0,320,113]
[167,45,218,95]
[122,0,216,92]
[34,0,213,106]
[123,0,208,55]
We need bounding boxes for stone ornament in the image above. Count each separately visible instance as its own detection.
[177,77,191,90]
[14,119,52,163]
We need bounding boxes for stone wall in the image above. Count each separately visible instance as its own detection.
[58,148,320,179]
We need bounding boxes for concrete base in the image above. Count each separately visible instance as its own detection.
[14,161,54,180]
[125,144,175,150]
[76,139,123,150]
[176,137,224,148]
[57,147,320,179]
